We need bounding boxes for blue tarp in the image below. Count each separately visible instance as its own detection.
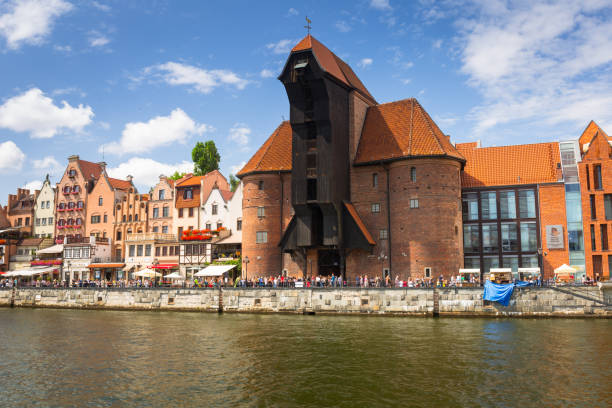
[515,281,532,287]
[483,281,515,306]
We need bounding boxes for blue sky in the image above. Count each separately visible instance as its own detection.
[0,0,611,205]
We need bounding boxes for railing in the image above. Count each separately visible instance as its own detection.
[125,233,177,242]
[10,254,33,262]
[90,257,124,264]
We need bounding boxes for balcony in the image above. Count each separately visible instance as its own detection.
[125,233,177,242]
[10,254,33,262]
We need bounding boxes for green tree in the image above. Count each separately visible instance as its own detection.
[192,140,220,176]
[229,174,239,192]
[169,171,187,180]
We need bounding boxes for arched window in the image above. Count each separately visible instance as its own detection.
[410,167,416,182]
[77,201,84,209]
[76,218,82,225]
[128,215,132,222]
[134,214,138,221]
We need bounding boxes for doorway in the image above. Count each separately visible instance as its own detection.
[318,249,340,276]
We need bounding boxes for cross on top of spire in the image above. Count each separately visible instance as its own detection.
[304,16,312,35]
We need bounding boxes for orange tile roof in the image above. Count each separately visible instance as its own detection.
[582,125,611,161]
[291,35,376,103]
[237,121,293,177]
[354,99,465,164]
[457,142,561,188]
[343,202,376,246]
[579,121,610,154]
[78,160,103,180]
[108,177,131,191]
[220,190,234,202]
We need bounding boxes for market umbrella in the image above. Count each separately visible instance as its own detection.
[134,268,162,278]
[163,272,183,279]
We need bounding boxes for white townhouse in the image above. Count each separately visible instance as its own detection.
[33,175,56,238]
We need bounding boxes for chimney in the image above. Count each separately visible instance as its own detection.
[126,175,133,183]
[68,155,79,162]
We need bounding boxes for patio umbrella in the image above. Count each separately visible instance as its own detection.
[134,268,162,278]
[163,272,183,279]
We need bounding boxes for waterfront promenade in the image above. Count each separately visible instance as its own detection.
[1,285,610,317]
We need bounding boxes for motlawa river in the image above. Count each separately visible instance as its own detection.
[0,309,610,407]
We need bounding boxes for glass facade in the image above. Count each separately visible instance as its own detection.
[565,184,585,267]
[462,187,540,278]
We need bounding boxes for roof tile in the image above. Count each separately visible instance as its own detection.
[237,121,292,177]
[354,99,465,164]
[291,35,376,103]
[457,142,561,188]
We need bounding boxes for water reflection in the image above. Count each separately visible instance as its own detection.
[0,310,610,407]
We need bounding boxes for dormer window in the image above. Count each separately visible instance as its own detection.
[183,189,193,199]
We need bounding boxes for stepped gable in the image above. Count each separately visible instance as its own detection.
[237,121,292,177]
[291,35,376,104]
[457,141,560,188]
[108,177,132,191]
[354,98,465,165]
[78,159,103,180]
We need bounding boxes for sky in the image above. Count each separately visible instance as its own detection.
[0,0,611,205]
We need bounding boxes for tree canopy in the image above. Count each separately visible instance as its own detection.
[192,140,220,176]
[229,174,239,192]
[169,171,187,180]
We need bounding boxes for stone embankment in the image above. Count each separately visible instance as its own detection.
[1,285,610,317]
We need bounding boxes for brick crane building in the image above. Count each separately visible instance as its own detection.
[238,35,465,281]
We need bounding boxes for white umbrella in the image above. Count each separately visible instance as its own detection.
[134,268,162,278]
[194,264,236,277]
[163,272,183,279]
[554,264,576,274]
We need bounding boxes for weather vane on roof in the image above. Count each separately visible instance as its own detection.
[304,16,312,35]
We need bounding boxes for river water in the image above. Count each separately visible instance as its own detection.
[0,309,610,407]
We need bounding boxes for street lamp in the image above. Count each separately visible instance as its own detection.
[243,256,249,285]
[377,252,388,285]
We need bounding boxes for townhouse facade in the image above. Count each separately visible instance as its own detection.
[5,188,38,235]
[148,175,174,234]
[55,155,104,244]
[33,175,55,238]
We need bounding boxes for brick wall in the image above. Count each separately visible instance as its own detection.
[579,159,612,279]
[348,158,464,281]
[241,173,286,278]
[538,183,569,279]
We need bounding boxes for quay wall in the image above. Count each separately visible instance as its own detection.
[0,286,610,317]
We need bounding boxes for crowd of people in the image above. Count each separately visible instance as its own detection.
[0,274,603,289]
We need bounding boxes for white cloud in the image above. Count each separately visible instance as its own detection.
[457,0,612,135]
[102,108,211,155]
[335,20,351,33]
[33,156,61,171]
[107,158,193,190]
[358,58,373,69]
[99,121,110,130]
[91,1,111,12]
[229,123,250,148]
[260,69,275,78]
[53,44,71,53]
[89,32,110,47]
[433,39,443,49]
[370,0,392,11]
[286,8,299,17]
[23,180,43,191]
[401,78,411,85]
[0,0,72,50]
[0,141,25,172]
[230,161,246,175]
[266,39,295,55]
[0,88,93,138]
[145,61,249,94]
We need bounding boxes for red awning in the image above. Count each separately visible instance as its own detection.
[150,264,178,269]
